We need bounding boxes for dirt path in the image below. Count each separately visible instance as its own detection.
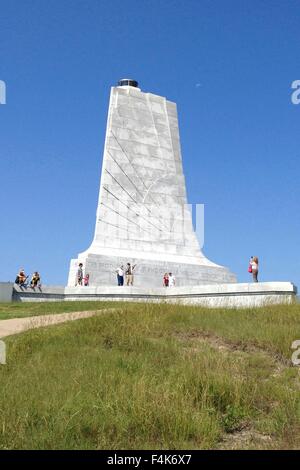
[0,309,115,338]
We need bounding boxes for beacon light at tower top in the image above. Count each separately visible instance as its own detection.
[118,78,139,88]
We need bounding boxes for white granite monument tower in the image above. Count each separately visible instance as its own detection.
[68,79,236,287]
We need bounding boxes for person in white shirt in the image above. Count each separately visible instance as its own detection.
[116,265,124,286]
[250,257,259,282]
[168,272,175,287]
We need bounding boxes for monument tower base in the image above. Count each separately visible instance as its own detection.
[68,253,236,288]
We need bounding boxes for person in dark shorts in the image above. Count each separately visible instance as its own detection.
[116,266,124,286]
[30,271,41,287]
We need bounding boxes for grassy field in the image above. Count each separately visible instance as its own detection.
[0,302,299,449]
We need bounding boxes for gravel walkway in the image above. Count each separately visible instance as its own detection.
[0,309,111,338]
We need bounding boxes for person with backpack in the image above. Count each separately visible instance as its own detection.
[251,256,259,282]
[249,256,259,282]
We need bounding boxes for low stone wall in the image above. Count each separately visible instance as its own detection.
[9,282,298,308]
[0,283,14,302]
[12,285,65,302]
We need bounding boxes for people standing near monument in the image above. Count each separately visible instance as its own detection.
[168,273,176,287]
[125,263,136,286]
[76,263,84,286]
[163,273,169,287]
[83,273,90,286]
[250,257,259,282]
[116,265,124,286]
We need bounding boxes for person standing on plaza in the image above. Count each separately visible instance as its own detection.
[76,263,84,286]
[83,273,90,286]
[168,272,176,287]
[125,263,136,286]
[163,273,169,287]
[116,265,124,286]
[250,256,259,282]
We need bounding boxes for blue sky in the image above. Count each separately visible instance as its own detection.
[0,0,299,287]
